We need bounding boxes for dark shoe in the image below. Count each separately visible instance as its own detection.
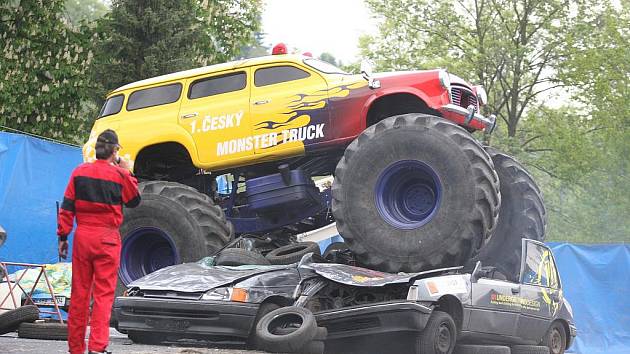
[88,351,112,354]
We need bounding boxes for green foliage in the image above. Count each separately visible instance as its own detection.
[0,0,95,144]
[318,52,338,66]
[90,0,262,104]
[361,0,572,137]
[63,0,108,26]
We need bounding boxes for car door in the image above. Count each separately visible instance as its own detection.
[469,275,522,337]
[249,63,330,157]
[517,239,563,341]
[179,69,252,165]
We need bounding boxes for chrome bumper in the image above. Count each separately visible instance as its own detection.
[442,104,497,133]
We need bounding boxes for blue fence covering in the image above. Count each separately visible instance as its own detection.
[548,243,630,354]
[0,132,82,264]
[0,132,628,353]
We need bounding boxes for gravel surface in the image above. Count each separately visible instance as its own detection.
[0,328,265,354]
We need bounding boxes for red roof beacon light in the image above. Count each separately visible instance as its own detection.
[302,51,313,57]
[272,43,288,55]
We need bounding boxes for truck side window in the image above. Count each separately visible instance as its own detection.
[98,94,124,118]
[254,65,310,87]
[522,242,557,288]
[189,72,246,99]
[127,83,182,111]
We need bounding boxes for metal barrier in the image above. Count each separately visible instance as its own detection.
[0,262,64,323]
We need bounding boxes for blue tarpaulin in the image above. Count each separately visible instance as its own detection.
[0,132,628,353]
[0,132,82,264]
[548,243,630,354]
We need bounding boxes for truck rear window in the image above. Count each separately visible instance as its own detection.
[127,83,182,111]
[189,72,246,100]
[98,94,124,118]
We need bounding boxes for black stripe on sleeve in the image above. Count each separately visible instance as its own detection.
[125,195,141,208]
[61,197,75,212]
[74,176,123,205]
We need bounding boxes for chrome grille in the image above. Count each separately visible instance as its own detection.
[451,86,478,109]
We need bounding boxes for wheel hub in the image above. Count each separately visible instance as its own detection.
[119,227,180,285]
[435,323,453,353]
[375,160,442,230]
[551,328,562,353]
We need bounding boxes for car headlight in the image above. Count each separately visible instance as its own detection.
[438,69,451,90]
[201,287,249,302]
[475,85,488,105]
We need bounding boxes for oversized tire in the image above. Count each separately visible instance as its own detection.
[333,114,500,272]
[117,181,233,291]
[18,321,68,340]
[454,344,510,354]
[0,305,39,334]
[540,321,567,354]
[255,306,317,352]
[416,311,457,354]
[215,248,270,266]
[265,242,321,265]
[475,148,546,281]
[511,345,550,354]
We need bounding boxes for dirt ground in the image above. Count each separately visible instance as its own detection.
[0,328,265,354]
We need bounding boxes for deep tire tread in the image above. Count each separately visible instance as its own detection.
[476,148,546,280]
[333,114,500,271]
[139,181,233,250]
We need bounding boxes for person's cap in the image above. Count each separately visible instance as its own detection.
[97,129,121,148]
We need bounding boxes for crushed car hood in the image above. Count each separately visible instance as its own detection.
[127,262,295,293]
[303,262,462,287]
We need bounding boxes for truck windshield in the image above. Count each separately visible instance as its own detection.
[303,58,348,75]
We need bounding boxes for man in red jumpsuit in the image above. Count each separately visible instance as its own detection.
[58,129,140,354]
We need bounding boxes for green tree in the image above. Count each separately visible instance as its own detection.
[360,0,630,242]
[0,0,95,144]
[361,0,573,137]
[63,0,108,27]
[318,52,338,66]
[90,0,262,105]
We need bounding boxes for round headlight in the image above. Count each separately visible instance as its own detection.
[475,85,488,105]
[438,70,451,90]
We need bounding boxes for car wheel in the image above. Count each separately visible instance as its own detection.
[541,321,567,354]
[511,344,551,354]
[247,302,280,349]
[0,305,39,335]
[18,320,67,340]
[454,344,510,354]
[265,242,321,265]
[333,114,500,272]
[416,311,457,354]
[255,306,317,352]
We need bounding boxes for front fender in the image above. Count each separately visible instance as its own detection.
[359,87,443,131]
[121,124,200,169]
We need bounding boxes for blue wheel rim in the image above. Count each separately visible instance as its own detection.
[375,160,442,230]
[119,227,179,285]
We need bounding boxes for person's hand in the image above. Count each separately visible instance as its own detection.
[117,156,131,171]
[58,240,69,260]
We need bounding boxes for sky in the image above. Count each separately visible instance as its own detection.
[261,0,378,65]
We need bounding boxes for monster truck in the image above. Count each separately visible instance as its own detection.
[83,52,544,289]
